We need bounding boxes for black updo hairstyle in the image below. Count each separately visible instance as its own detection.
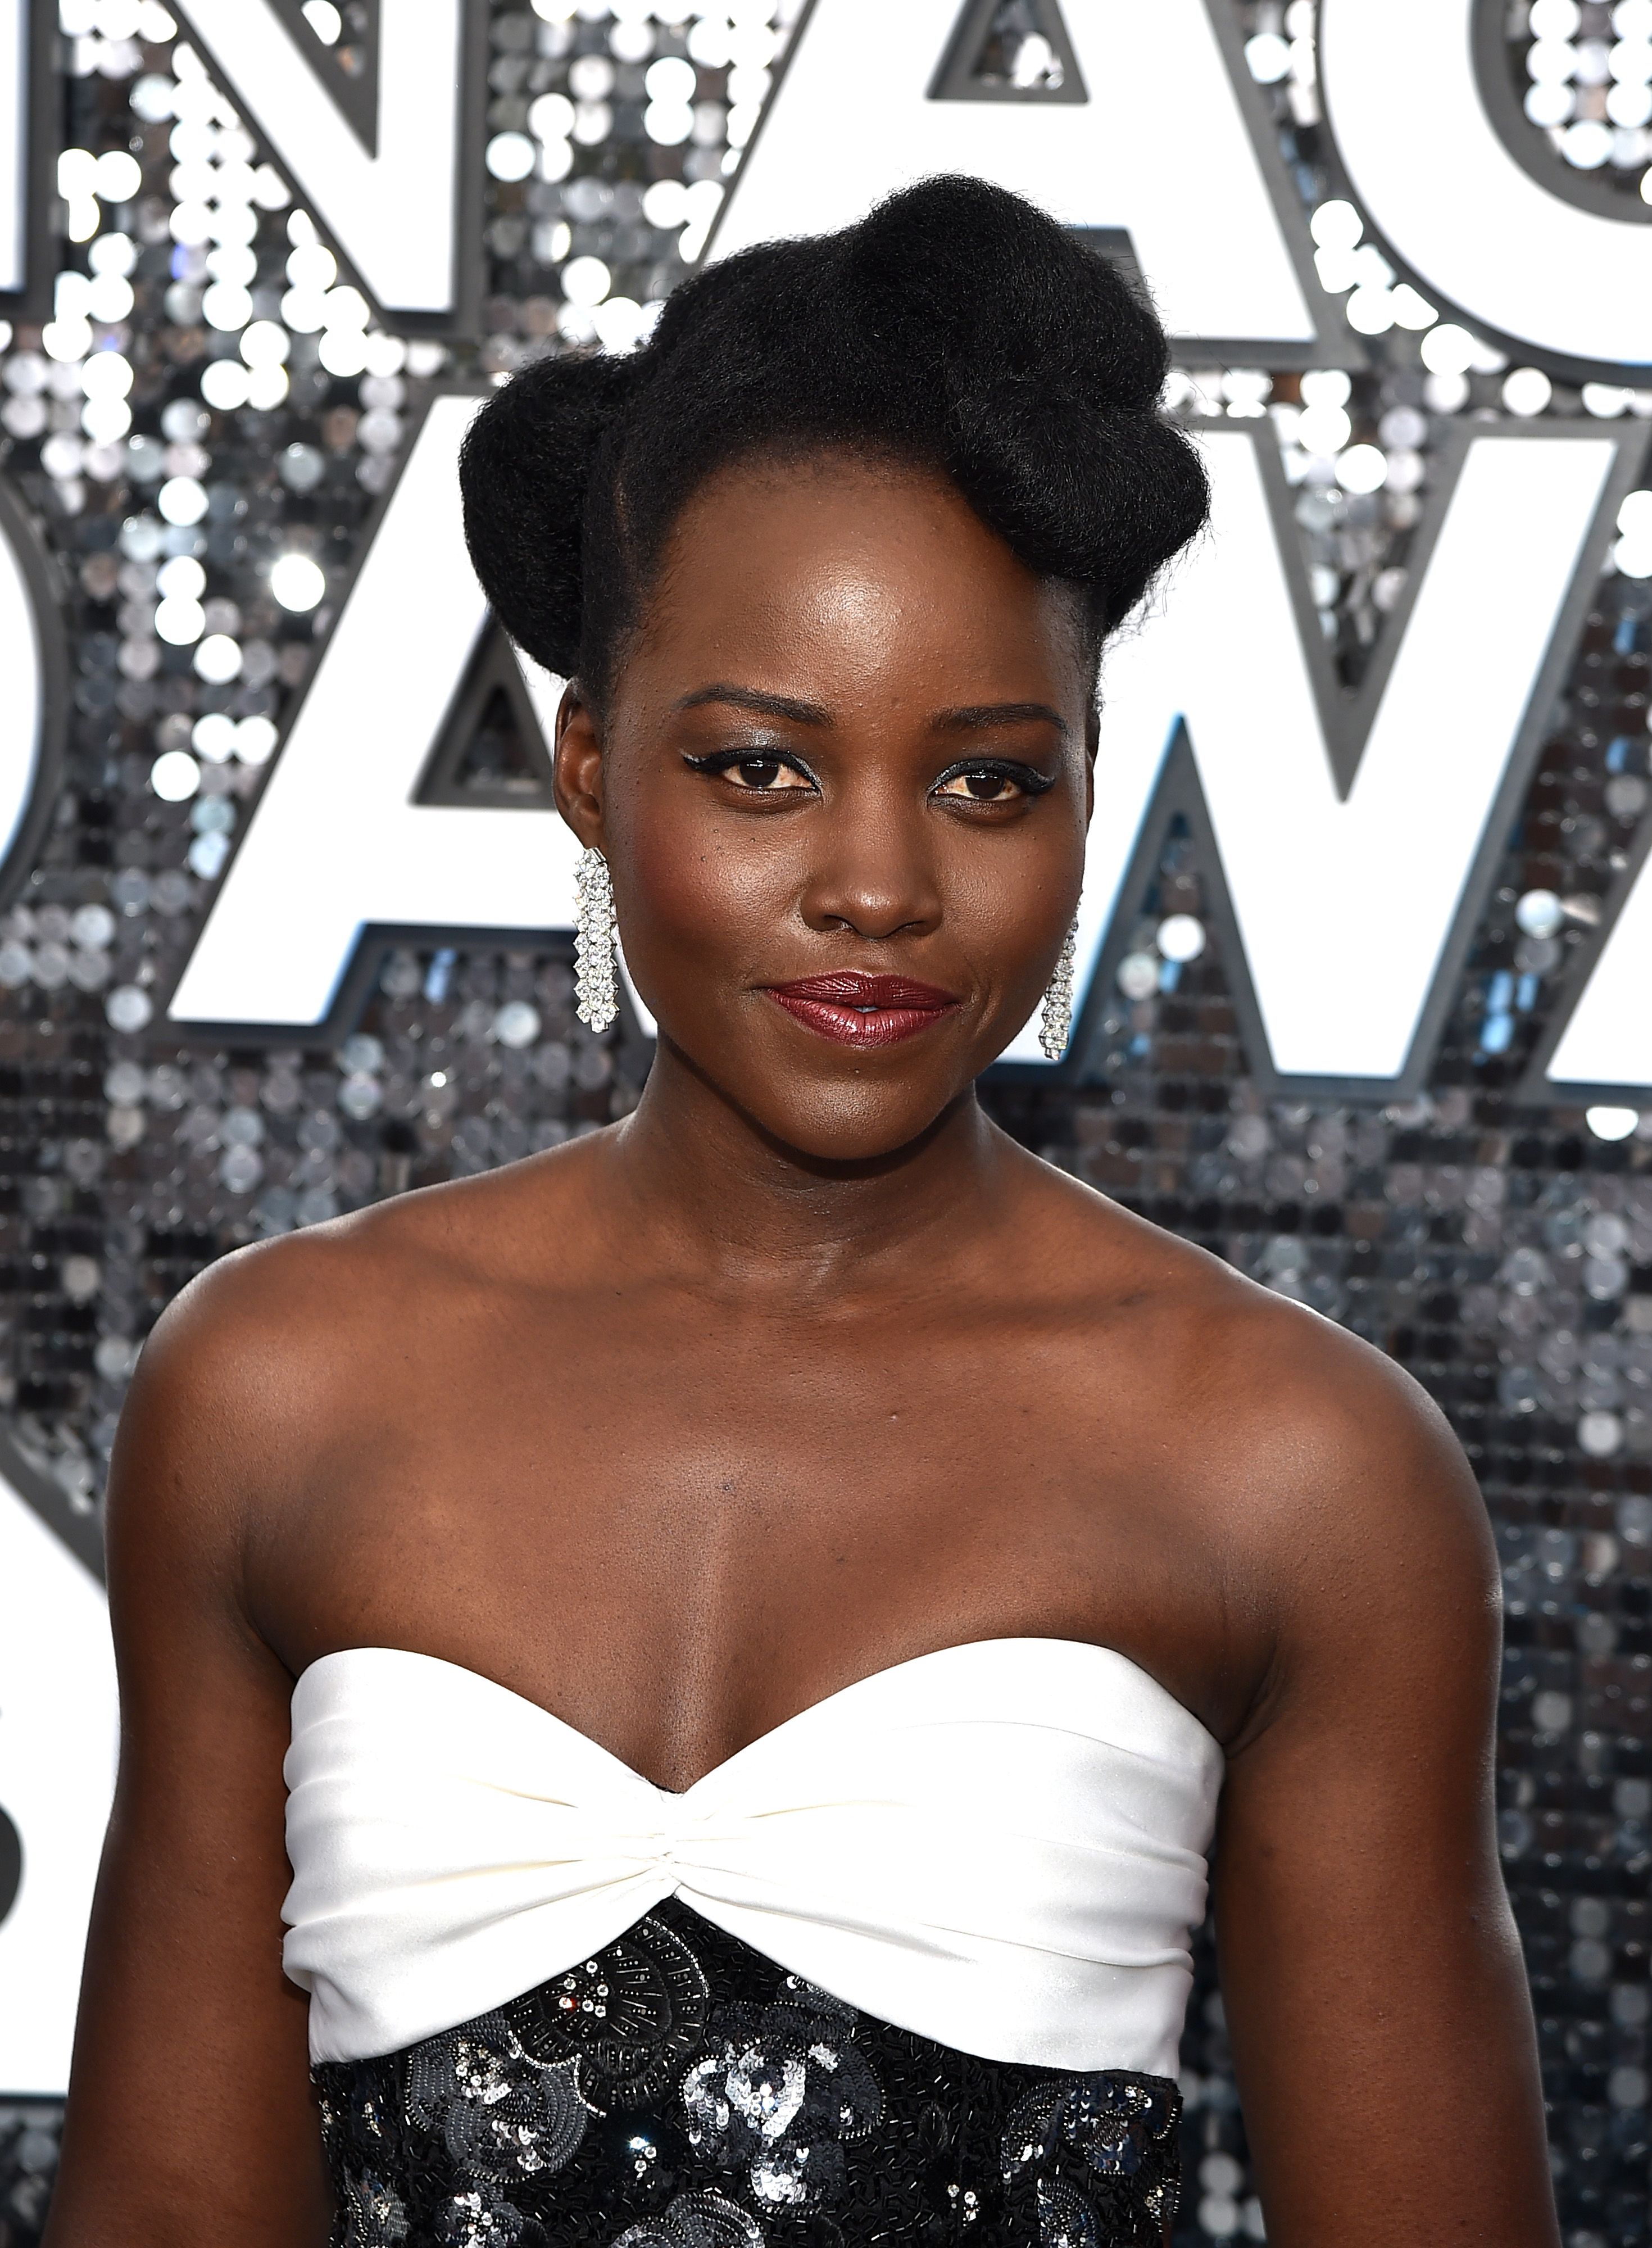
[460,175,1209,708]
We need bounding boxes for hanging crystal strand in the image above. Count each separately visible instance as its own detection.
[1038,920,1078,1061]
[573,846,618,1033]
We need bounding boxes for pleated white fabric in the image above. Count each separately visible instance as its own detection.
[282,1638,1222,2075]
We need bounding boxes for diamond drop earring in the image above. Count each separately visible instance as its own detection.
[1038,919,1078,1062]
[574,846,618,1033]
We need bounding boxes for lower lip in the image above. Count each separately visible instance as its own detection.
[766,992,958,1048]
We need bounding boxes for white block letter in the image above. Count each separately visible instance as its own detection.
[711,0,1331,360]
[0,1474,116,2095]
[168,394,580,1033]
[0,0,25,298]
[1002,429,1623,1085]
[1321,0,1652,368]
[173,0,471,323]
[0,478,60,899]
[1544,856,1652,1094]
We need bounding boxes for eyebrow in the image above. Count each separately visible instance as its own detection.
[674,686,1071,740]
[674,684,833,725]
[932,702,1070,739]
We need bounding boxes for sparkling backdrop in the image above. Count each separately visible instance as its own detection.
[1508,0,1652,203]
[0,3,1649,2244]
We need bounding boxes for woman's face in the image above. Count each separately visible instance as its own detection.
[553,452,1095,1163]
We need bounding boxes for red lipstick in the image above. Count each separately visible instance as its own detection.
[765,971,960,1049]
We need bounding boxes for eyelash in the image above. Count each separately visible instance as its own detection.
[932,758,1056,805]
[682,749,815,792]
[682,751,1055,805]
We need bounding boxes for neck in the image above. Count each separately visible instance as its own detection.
[597,1036,1019,1295]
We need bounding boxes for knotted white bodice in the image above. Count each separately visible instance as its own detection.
[281,1637,1222,2074]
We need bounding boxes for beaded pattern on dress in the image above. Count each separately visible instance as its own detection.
[312,1896,1181,2248]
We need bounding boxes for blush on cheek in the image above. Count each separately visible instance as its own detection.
[937,863,1070,1043]
[610,806,787,1031]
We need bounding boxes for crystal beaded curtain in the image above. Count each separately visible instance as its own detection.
[0,3,1649,2244]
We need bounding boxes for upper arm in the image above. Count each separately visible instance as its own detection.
[44,1255,333,2248]
[1213,1338,1556,2248]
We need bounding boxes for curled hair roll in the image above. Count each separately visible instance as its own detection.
[460,176,1210,698]
[459,351,638,679]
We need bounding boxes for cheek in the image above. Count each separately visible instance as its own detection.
[942,872,1068,1019]
[932,806,1086,969]
[609,791,789,981]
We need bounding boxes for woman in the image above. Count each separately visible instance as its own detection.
[47,178,1555,2248]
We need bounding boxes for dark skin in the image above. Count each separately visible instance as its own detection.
[47,454,1557,2247]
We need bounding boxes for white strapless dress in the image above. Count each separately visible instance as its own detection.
[282,1637,1223,2077]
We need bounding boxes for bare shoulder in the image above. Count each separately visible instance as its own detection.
[1216,1273,1494,1626]
[1156,1222,1486,1560]
[1111,1196,1497,1727]
[112,1136,607,1533]
[1023,1152,1496,1657]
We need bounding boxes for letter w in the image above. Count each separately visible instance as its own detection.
[999,425,1632,1093]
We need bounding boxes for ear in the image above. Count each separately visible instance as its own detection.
[552,683,606,849]
[1084,700,1099,826]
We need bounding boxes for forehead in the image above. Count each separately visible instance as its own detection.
[633,451,1088,704]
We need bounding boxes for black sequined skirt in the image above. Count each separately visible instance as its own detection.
[313,1895,1181,2248]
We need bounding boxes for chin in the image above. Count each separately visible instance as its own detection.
[737,1080,964,1168]
[646,987,990,1166]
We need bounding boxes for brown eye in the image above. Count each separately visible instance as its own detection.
[726,756,810,790]
[936,768,1020,802]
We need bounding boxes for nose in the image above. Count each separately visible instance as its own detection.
[798,792,942,942]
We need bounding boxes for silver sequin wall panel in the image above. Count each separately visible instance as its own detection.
[0,4,1649,2245]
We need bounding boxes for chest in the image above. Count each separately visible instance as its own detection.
[257,1290,1243,1782]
